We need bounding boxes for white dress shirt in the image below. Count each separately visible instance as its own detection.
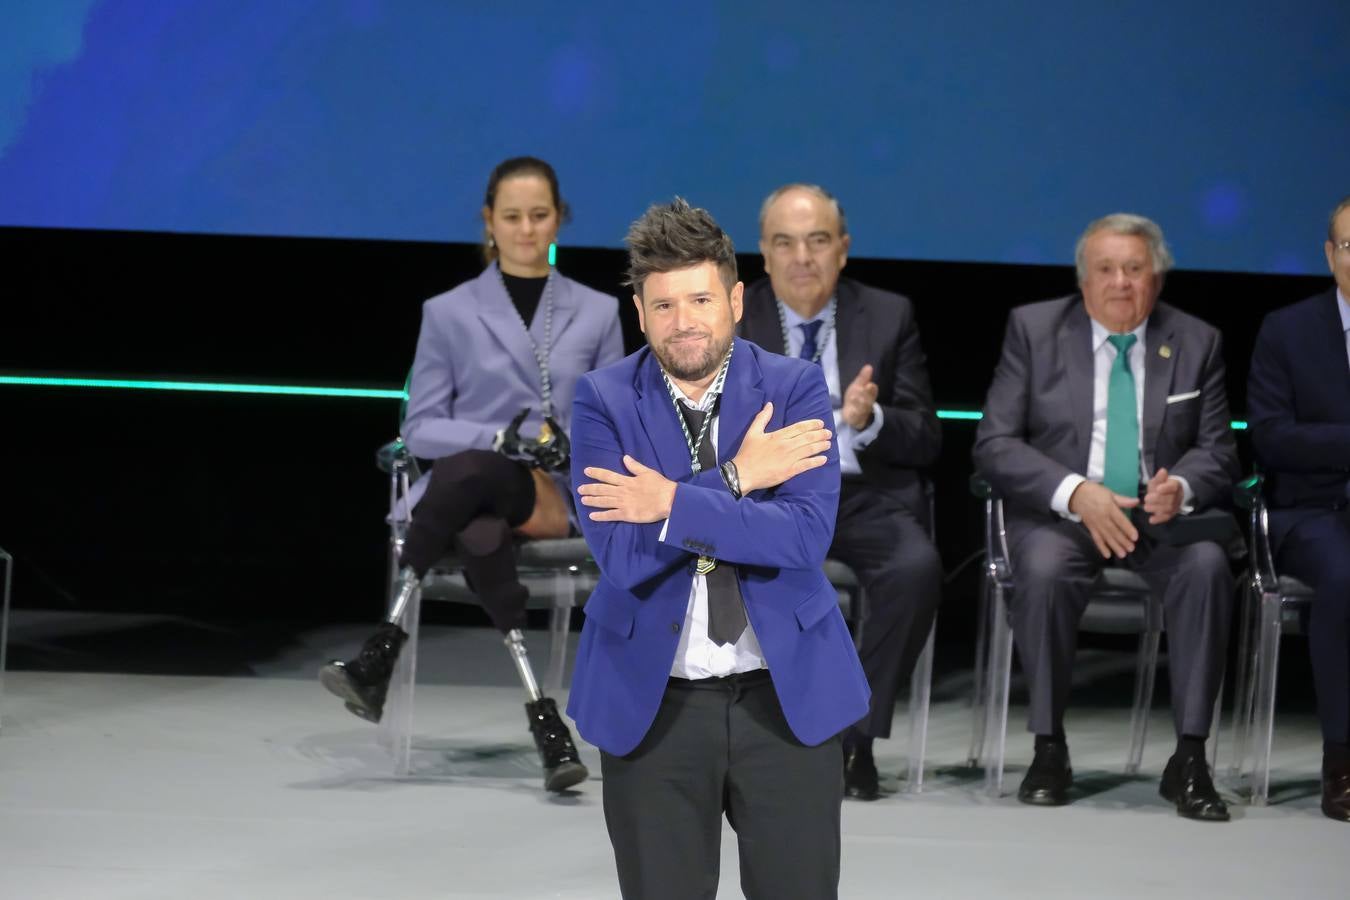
[1338,289,1350,374]
[1051,316,1194,518]
[777,299,883,476]
[656,379,767,679]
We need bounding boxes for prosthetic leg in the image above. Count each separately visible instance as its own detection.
[318,568,415,723]
[465,517,588,792]
[320,515,587,791]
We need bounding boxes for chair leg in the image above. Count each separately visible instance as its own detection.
[983,583,1015,798]
[905,624,936,794]
[377,582,421,777]
[1251,591,1284,806]
[543,571,572,694]
[1126,619,1161,775]
[0,548,11,733]
[1227,578,1258,779]
[967,573,993,768]
[1208,670,1226,772]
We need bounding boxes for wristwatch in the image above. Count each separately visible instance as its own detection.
[719,460,743,499]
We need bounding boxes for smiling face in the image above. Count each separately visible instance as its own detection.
[634,261,743,389]
[1079,229,1161,333]
[759,187,849,317]
[482,174,559,277]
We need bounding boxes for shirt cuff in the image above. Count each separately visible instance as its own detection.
[1173,475,1195,515]
[658,518,670,542]
[1051,474,1086,521]
[852,403,885,449]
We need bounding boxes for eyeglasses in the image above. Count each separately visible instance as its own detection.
[1334,240,1350,254]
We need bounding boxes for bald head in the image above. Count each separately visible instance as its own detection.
[758,185,850,317]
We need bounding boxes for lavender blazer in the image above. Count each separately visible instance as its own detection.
[402,263,624,510]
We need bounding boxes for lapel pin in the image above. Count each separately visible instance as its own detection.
[1158,345,1172,359]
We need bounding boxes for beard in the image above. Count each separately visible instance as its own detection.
[651,329,733,382]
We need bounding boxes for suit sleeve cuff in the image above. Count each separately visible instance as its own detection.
[852,403,885,449]
[1051,474,1086,521]
[1173,475,1195,515]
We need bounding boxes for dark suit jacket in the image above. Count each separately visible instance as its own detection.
[739,276,940,522]
[1248,288,1350,552]
[973,296,1240,548]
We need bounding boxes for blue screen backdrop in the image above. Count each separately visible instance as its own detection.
[3,0,1347,274]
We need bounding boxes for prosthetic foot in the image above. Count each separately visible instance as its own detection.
[526,697,589,792]
[319,621,409,723]
[504,628,588,791]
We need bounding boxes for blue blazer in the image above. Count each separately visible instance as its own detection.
[1248,289,1350,553]
[566,337,870,757]
[401,263,623,509]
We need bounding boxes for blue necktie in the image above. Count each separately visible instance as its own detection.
[799,320,824,364]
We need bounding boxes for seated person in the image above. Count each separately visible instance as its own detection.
[1247,194,1350,822]
[738,184,943,800]
[319,156,622,792]
[973,213,1238,820]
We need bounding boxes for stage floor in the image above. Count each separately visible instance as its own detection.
[0,615,1341,899]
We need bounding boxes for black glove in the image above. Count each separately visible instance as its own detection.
[492,408,570,473]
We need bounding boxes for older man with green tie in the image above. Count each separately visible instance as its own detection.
[973,213,1239,821]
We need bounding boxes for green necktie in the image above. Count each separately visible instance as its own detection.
[1103,333,1140,498]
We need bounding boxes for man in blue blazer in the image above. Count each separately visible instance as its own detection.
[1247,195,1350,822]
[570,198,869,899]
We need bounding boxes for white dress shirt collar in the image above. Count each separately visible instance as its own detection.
[1088,315,1149,356]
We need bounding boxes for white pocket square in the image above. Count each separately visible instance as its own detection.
[1166,390,1201,404]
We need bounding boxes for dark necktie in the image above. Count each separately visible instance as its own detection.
[799,320,824,364]
[676,402,748,646]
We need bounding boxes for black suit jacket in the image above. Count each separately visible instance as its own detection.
[1248,288,1350,552]
[973,296,1240,549]
[739,276,940,522]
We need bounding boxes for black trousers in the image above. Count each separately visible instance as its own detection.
[400,450,536,633]
[1010,519,1233,737]
[600,672,844,900]
[1277,509,1350,743]
[829,480,943,739]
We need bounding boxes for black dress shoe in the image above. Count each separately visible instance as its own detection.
[1160,753,1230,821]
[525,698,589,792]
[1018,740,1072,806]
[318,622,409,723]
[1322,763,1350,822]
[843,741,881,801]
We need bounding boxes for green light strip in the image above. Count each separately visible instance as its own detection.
[0,377,1251,428]
[0,375,404,400]
[937,408,1248,430]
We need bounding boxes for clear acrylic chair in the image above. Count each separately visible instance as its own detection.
[1227,475,1315,805]
[374,439,598,775]
[824,559,937,794]
[967,475,1165,798]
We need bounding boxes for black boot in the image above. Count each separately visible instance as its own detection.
[525,697,589,792]
[318,622,409,724]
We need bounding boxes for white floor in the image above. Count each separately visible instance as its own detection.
[0,621,1341,899]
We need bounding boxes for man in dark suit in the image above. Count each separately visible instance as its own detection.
[570,198,871,898]
[739,184,943,800]
[973,213,1239,820]
[1247,195,1350,822]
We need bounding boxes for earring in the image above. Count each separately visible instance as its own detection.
[487,235,496,249]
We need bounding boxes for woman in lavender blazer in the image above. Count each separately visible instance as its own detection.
[320,157,623,791]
